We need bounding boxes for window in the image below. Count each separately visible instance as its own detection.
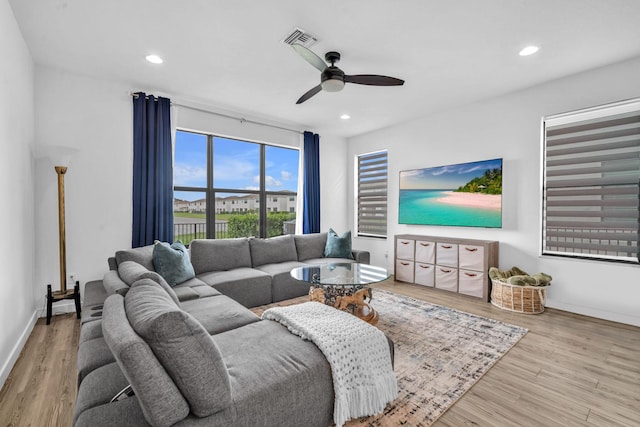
[173,131,299,244]
[356,150,388,238]
[542,98,639,263]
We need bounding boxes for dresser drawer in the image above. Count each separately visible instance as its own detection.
[396,239,415,260]
[415,240,436,264]
[435,266,458,291]
[458,269,485,298]
[395,260,415,283]
[459,245,485,271]
[436,243,458,267]
[414,263,435,287]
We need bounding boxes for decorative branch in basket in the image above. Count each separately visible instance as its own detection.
[489,267,552,287]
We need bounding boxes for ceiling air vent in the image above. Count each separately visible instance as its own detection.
[282,27,318,48]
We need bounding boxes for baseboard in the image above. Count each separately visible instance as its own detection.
[0,310,38,390]
[547,301,640,327]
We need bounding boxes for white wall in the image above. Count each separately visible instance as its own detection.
[0,0,36,386]
[348,56,640,326]
[318,133,348,233]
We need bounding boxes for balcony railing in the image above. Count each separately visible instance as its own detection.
[174,219,296,246]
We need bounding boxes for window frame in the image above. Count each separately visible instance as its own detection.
[540,98,640,264]
[355,149,388,239]
[173,130,299,240]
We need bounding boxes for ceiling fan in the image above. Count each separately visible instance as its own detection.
[291,44,404,104]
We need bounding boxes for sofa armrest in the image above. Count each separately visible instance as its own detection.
[103,271,130,296]
[351,249,370,264]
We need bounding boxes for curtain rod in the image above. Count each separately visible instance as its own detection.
[131,92,304,135]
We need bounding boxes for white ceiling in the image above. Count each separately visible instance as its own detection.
[9,0,640,137]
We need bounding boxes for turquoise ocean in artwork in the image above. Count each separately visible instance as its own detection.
[399,189,502,228]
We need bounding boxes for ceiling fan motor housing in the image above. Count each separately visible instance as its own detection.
[321,66,345,92]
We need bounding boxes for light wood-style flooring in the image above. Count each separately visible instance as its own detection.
[1,280,639,426]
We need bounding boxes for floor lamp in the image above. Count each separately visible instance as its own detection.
[36,146,82,324]
[54,165,70,295]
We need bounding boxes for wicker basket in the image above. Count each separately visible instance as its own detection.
[490,279,549,314]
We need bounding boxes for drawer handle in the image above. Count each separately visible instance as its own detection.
[401,262,410,266]
[464,247,478,252]
[400,241,410,245]
[464,272,478,277]
[420,243,431,247]
[441,245,452,249]
[440,268,452,273]
[418,265,431,269]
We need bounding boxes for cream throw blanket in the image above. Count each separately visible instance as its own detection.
[262,302,398,427]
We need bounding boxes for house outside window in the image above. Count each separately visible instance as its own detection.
[173,130,299,244]
[355,150,388,238]
[541,98,639,263]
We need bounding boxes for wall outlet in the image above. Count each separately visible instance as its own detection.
[68,273,78,285]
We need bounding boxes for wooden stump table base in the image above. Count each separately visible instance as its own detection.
[308,286,379,326]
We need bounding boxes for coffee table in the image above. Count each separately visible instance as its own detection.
[290,263,390,325]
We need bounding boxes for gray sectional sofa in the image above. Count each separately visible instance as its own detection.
[104,233,370,307]
[74,233,389,427]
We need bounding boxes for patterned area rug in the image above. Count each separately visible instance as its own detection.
[252,289,527,426]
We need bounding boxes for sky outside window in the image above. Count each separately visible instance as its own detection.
[174,131,207,188]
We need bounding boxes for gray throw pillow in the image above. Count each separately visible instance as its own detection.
[152,240,195,286]
[323,228,354,259]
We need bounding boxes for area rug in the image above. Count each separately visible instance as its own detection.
[252,289,527,426]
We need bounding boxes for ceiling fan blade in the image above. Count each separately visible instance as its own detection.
[296,85,323,104]
[344,74,405,86]
[291,44,327,72]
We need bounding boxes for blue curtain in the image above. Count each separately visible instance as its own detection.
[303,131,320,234]
[132,92,173,247]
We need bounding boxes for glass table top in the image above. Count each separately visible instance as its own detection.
[290,263,390,287]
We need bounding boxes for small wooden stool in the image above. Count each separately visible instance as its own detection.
[46,281,81,325]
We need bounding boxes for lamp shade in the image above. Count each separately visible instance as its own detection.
[35,145,79,166]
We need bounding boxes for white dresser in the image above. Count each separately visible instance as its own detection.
[394,234,499,301]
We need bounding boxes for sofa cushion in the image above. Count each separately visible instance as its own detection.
[117,260,150,285]
[78,319,103,345]
[102,270,130,297]
[126,278,232,417]
[189,238,252,274]
[255,261,310,302]
[102,294,189,427]
[152,241,195,286]
[197,268,272,308]
[324,228,354,259]
[294,232,327,261]
[180,295,260,335]
[73,362,146,427]
[211,320,334,427]
[173,281,222,301]
[76,337,114,387]
[115,245,155,271]
[117,262,181,305]
[249,234,298,267]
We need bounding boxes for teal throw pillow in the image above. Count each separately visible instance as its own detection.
[323,229,354,259]
[152,240,196,286]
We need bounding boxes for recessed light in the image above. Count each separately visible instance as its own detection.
[519,46,539,56]
[340,114,350,120]
[145,54,163,64]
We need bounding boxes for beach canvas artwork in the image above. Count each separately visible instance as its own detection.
[399,158,503,228]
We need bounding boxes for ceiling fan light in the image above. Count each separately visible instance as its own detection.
[321,78,345,92]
